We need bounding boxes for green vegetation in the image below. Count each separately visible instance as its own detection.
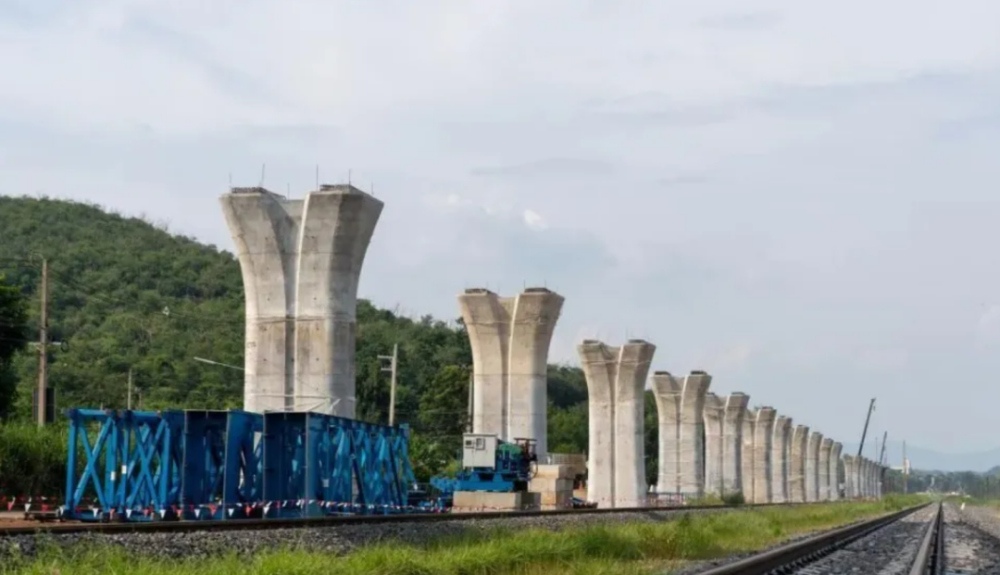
[0,423,66,497]
[2,495,927,575]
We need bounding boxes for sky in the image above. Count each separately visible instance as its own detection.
[2,0,1000,458]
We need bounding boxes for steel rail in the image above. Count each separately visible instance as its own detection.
[692,503,930,575]
[908,502,944,575]
[0,500,848,537]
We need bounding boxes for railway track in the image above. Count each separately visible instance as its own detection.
[0,500,810,537]
[687,501,1000,575]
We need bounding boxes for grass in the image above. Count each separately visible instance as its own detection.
[2,495,928,575]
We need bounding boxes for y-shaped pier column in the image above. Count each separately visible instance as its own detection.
[741,408,757,502]
[703,392,725,497]
[752,407,776,503]
[843,455,857,498]
[789,425,809,502]
[805,431,822,502]
[459,288,564,457]
[829,442,843,500]
[722,393,749,497]
[771,415,791,504]
[652,372,681,496]
[679,372,711,499]
[819,438,833,501]
[579,339,656,508]
[221,185,383,416]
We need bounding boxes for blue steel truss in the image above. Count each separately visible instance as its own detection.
[180,410,262,520]
[64,408,183,521]
[261,412,418,517]
[64,408,421,521]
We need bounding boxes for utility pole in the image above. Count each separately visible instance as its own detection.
[127,368,133,410]
[36,258,48,427]
[902,440,908,494]
[379,344,398,426]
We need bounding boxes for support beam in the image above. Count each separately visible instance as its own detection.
[752,407,776,503]
[459,288,564,457]
[579,339,656,508]
[651,372,681,496]
[770,415,791,504]
[703,392,725,497]
[829,442,843,500]
[819,438,833,501]
[220,185,383,416]
[722,393,750,498]
[741,408,757,502]
[805,431,823,502]
[679,372,711,499]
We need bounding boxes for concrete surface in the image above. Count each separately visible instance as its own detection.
[678,371,711,498]
[805,431,822,502]
[579,339,656,508]
[752,407,776,503]
[789,424,809,503]
[843,454,858,498]
[703,392,725,496]
[459,288,564,458]
[819,437,833,501]
[220,185,383,416]
[651,371,681,496]
[829,442,843,500]
[770,415,791,504]
[453,491,531,512]
[861,458,870,498]
[741,408,757,502]
[722,393,749,496]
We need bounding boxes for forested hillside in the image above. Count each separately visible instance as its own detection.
[0,195,607,480]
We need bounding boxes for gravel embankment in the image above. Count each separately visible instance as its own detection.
[792,505,934,575]
[943,503,1000,574]
[0,507,735,560]
[670,506,932,575]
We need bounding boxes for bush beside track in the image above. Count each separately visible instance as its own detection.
[0,424,66,502]
[0,495,929,575]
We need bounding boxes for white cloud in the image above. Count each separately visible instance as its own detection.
[3,0,1000,451]
[523,209,547,230]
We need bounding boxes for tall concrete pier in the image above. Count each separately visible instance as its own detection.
[806,432,822,502]
[722,393,749,496]
[703,393,725,496]
[752,407,776,503]
[771,416,791,503]
[579,339,656,507]
[652,372,681,495]
[819,438,833,501]
[843,455,858,498]
[221,185,383,416]
[829,442,843,500]
[789,425,809,502]
[679,372,711,498]
[459,288,564,456]
[741,408,757,501]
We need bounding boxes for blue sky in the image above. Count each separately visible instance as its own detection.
[2,1,1000,457]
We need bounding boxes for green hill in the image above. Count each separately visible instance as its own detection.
[0,195,593,479]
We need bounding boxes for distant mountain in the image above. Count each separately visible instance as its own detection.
[841,440,1000,473]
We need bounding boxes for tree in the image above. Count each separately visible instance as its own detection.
[0,273,28,419]
[418,365,470,441]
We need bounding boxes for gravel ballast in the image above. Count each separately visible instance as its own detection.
[942,503,1000,575]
